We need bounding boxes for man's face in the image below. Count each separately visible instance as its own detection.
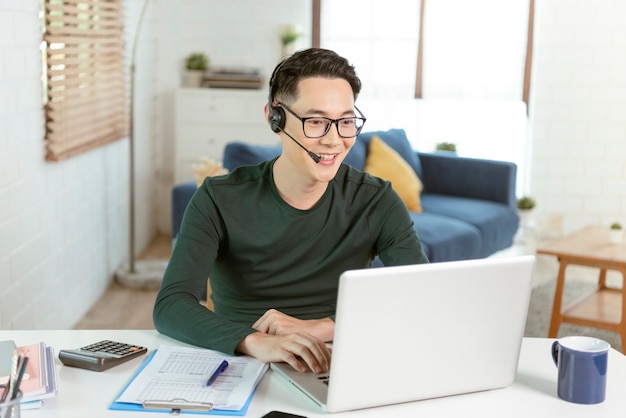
[280,77,358,183]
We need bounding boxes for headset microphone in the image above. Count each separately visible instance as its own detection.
[279,128,321,164]
[268,99,321,163]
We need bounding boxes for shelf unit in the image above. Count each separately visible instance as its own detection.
[174,88,276,183]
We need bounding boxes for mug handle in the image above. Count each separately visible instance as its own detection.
[551,341,559,367]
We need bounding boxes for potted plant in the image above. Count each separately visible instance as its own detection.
[516,196,536,243]
[517,196,536,211]
[182,52,209,88]
[435,142,457,155]
[279,25,301,57]
[609,222,623,244]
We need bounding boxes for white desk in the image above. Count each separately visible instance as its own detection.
[4,330,626,417]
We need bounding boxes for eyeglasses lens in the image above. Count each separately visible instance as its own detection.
[303,118,364,138]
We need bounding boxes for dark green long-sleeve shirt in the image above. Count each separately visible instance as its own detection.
[153,159,428,354]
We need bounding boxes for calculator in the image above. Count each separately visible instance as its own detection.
[58,340,148,372]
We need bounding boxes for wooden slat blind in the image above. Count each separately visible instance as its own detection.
[44,0,127,161]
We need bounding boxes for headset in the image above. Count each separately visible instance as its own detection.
[267,57,287,133]
[268,96,286,133]
[268,96,320,163]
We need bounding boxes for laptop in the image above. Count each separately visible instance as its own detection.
[271,255,536,413]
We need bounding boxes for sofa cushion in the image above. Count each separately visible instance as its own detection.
[343,136,367,170]
[223,141,281,171]
[364,136,423,213]
[420,193,519,258]
[410,212,482,262]
[418,152,517,207]
[223,140,369,171]
[357,128,423,179]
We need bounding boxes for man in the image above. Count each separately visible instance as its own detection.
[153,48,427,374]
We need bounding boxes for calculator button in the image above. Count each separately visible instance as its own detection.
[79,340,145,358]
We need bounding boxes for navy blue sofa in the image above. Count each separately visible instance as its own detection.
[171,129,519,263]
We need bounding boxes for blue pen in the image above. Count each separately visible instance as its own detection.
[206,360,229,386]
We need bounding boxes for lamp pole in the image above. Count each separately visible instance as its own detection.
[115,0,167,288]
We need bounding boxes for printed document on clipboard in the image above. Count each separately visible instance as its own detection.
[110,344,268,415]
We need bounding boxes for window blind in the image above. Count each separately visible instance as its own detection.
[43,0,127,161]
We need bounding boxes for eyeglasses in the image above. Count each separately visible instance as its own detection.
[278,102,367,139]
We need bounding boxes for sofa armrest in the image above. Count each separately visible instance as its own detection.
[172,181,197,239]
[418,152,517,208]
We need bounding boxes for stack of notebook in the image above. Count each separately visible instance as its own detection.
[0,340,58,409]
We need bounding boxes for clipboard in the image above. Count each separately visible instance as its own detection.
[109,350,258,416]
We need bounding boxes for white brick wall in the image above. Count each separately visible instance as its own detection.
[0,0,156,329]
[530,0,626,235]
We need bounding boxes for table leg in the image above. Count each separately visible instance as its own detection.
[598,268,608,289]
[548,259,568,338]
[619,268,626,346]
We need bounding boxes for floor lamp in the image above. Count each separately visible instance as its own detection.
[116,0,168,289]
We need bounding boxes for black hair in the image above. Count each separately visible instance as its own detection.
[268,48,362,104]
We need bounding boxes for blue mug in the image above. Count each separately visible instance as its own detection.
[551,336,609,404]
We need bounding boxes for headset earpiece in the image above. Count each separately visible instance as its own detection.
[267,96,321,164]
[268,99,285,133]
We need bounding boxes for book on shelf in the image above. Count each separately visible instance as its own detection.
[207,67,260,76]
[202,67,264,89]
[1,340,58,409]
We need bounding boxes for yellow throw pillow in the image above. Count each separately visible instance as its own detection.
[364,136,423,213]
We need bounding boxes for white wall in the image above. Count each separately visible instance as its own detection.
[0,0,158,329]
[529,0,626,236]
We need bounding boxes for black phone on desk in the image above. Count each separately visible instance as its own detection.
[261,411,307,418]
[58,340,147,372]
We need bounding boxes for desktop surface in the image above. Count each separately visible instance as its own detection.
[4,330,626,417]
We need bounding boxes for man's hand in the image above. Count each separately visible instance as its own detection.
[252,309,334,342]
[236,331,331,373]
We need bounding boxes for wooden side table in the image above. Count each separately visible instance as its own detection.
[536,226,626,346]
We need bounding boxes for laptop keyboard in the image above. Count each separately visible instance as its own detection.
[318,375,330,386]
